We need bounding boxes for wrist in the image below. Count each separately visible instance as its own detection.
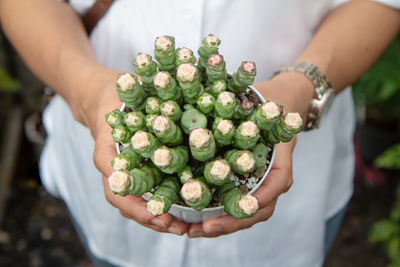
[259,71,314,121]
[67,65,121,132]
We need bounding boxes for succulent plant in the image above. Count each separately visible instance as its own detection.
[218,181,259,218]
[152,115,183,146]
[133,53,158,92]
[204,159,231,186]
[228,61,257,93]
[124,111,145,133]
[111,147,142,171]
[107,34,303,219]
[151,146,189,174]
[105,109,124,128]
[175,47,196,66]
[212,118,235,146]
[189,128,216,162]
[206,54,227,85]
[180,178,212,211]
[146,177,180,216]
[116,73,146,110]
[154,36,176,74]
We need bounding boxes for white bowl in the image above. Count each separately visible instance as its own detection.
[116,85,276,223]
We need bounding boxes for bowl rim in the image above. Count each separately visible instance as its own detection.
[115,84,276,212]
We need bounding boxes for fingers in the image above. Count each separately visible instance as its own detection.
[103,177,189,235]
[253,140,295,209]
[93,129,116,177]
[187,199,277,238]
[186,139,296,238]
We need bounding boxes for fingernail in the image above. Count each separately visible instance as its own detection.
[151,219,167,229]
[205,224,222,234]
[189,230,204,238]
[167,226,182,235]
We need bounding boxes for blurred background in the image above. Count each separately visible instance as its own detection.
[0,28,399,267]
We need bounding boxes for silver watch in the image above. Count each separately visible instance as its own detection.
[272,62,335,131]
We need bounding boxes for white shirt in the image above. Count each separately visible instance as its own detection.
[39,0,399,266]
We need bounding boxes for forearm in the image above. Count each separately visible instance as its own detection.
[264,0,400,119]
[0,0,116,125]
[298,0,400,92]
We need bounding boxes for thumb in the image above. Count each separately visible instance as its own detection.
[93,127,117,177]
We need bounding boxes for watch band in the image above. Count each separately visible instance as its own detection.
[271,62,334,131]
[271,61,331,98]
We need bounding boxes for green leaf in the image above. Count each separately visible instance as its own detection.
[374,144,400,169]
[386,238,400,261]
[391,201,400,222]
[369,220,399,243]
[379,80,399,101]
[0,67,20,92]
[388,255,400,267]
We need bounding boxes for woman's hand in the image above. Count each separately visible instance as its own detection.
[83,69,189,236]
[186,72,314,237]
[187,139,295,237]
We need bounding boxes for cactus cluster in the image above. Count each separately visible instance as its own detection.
[105,35,303,219]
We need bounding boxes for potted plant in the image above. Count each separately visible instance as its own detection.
[104,35,302,223]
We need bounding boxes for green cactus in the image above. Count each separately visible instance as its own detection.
[255,101,282,131]
[215,91,237,119]
[111,147,142,171]
[160,100,182,122]
[189,128,216,162]
[112,125,133,144]
[145,114,158,133]
[116,73,146,110]
[228,61,256,93]
[253,143,270,168]
[175,47,196,66]
[197,92,215,115]
[146,177,181,216]
[212,118,235,146]
[178,165,194,184]
[152,115,183,146]
[198,34,221,81]
[176,63,204,104]
[180,178,212,211]
[145,97,162,114]
[108,170,133,196]
[218,181,259,218]
[151,146,189,174]
[154,36,176,74]
[128,168,159,197]
[180,108,208,135]
[204,159,231,186]
[133,53,158,90]
[206,54,227,85]
[225,149,256,175]
[209,79,227,97]
[105,109,124,128]
[124,111,145,133]
[234,120,261,150]
[130,130,161,158]
[153,71,179,101]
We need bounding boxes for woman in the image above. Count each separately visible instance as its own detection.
[1,0,399,266]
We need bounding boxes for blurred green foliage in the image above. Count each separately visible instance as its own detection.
[370,188,400,267]
[0,38,20,92]
[0,67,21,92]
[375,144,400,169]
[353,35,400,122]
